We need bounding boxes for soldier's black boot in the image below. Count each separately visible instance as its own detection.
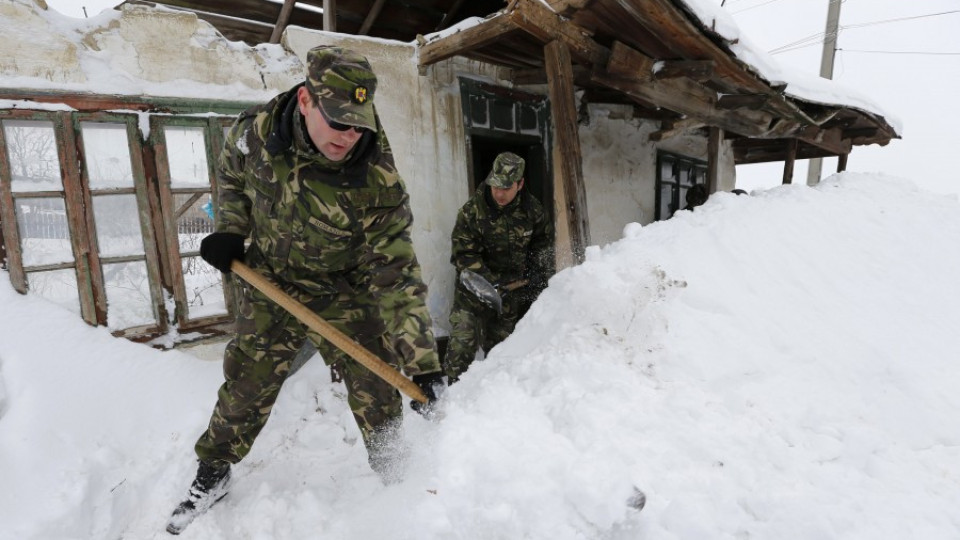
[165,461,231,535]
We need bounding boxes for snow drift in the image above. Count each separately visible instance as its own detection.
[1,172,959,539]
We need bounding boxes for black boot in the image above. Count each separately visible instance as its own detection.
[166,461,231,535]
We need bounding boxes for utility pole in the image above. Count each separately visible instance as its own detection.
[806,0,842,186]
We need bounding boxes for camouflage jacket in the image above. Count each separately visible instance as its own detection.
[451,186,554,302]
[215,84,439,375]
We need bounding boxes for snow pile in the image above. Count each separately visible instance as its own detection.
[1,172,959,539]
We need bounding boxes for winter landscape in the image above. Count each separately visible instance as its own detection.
[2,0,960,539]
[2,172,959,539]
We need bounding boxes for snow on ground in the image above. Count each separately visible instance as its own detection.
[1,172,959,539]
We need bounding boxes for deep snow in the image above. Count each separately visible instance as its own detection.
[1,172,959,539]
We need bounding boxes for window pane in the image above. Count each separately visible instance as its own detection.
[660,182,675,219]
[81,122,134,189]
[15,197,74,266]
[102,260,155,329]
[3,120,63,192]
[174,193,215,253]
[164,126,211,188]
[181,255,227,319]
[92,194,144,257]
[26,268,81,316]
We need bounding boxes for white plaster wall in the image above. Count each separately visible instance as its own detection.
[580,105,737,247]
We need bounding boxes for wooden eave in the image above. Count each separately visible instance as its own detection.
[419,0,898,164]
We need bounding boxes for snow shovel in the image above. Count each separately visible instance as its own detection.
[230,261,428,404]
[459,269,528,314]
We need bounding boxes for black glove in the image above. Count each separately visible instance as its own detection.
[200,232,246,273]
[410,372,445,417]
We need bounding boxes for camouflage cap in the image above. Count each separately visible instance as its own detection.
[306,46,378,131]
[484,152,525,188]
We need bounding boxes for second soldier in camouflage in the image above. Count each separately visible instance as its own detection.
[443,151,554,383]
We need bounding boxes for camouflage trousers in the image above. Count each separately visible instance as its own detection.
[442,291,523,381]
[194,281,403,470]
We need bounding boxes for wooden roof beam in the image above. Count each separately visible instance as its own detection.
[594,41,773,138]
[507,0,609,66]
[796,126,851,156]
[654,60,714,82]
[358,0,387,35]
[418,9,520,66]
[649,117,705,141]
[269,0,296,43]
[717,93,769,111]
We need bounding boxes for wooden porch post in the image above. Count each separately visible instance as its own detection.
[323,0,336,32]
[707,127,723,193]
[837,152,849,172]
[782,138,798,185]
[544,39,589,268]
[269,0,297,44]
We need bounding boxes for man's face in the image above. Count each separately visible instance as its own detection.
[491,178,524,207]
[297,86,364,162]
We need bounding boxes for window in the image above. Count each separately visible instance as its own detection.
[0,100,242,343]
[656,151,708,220]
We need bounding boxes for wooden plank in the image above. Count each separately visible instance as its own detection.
[419,10,519,66]
[359,0,387,35]
[269,0,296,43]
[508,0,610,66]
[545,0,593,16]
[733,143,842,164]
[56,112,100,326]
[837,152,849,172]
[595,42,773,138]
[796,126,851,156]
[545,39,590,266]
[717,94,769,110]
[707,127,722,193]
[782,138,797,185]
[70,114,109,324]
[592,0,814,126]
[654,60,714,82]
[324,0,336,31]
[648,118,705,142]
[0,122,27,293]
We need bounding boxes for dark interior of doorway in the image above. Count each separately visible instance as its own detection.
[469,135,551,219]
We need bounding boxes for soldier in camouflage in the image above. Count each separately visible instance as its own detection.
[167,46,443,534]
[443,152,554,383]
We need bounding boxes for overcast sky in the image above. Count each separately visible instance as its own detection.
[45,0,960,195]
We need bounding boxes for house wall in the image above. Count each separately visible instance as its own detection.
[579,105,738,247]
[1,1,736,335]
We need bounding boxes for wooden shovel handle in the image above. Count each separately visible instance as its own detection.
[231,261,428,404]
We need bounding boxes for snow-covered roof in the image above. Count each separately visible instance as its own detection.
[418,0,899,162]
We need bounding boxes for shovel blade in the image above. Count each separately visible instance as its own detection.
[460,269,502,313]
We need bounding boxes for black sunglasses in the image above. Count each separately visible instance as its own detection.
[318,104,367,133]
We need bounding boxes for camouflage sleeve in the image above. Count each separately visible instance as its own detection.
[450,202,498,285]
[214,119,252,236]
[357,189,441,377]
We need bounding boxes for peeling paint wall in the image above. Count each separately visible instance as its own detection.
[579,105,737,247]
[0,0,302,99]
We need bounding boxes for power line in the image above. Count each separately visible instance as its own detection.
[839,48,960,56]
[730,0,791,15]
[769,9,960,55]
